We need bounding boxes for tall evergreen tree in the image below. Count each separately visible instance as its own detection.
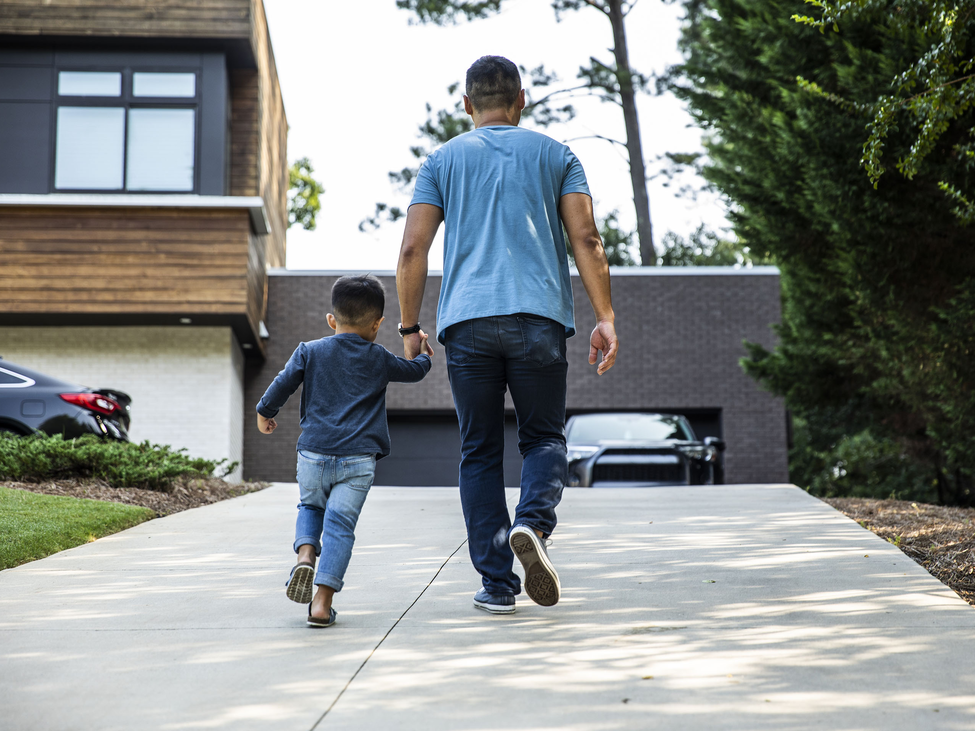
[669,0,975,505]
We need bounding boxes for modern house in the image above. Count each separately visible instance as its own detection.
[0,0,789,487]
[245,269,790,486]
[0,0,287,479]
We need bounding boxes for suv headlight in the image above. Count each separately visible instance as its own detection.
[567,445,600,463]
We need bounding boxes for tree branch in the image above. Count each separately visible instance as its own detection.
[580,0,610,16]
[895,72,975,108]
[563,133,628,149]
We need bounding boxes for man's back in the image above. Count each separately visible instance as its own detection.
[411,126,590,341]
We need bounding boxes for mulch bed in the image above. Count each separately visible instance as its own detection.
[824,497,975,607]
[1,477,268,517]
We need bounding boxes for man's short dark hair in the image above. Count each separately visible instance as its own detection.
[466,56,521,112]
[331,274,385,326]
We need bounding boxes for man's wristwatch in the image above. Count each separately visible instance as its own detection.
[398,322,421,337]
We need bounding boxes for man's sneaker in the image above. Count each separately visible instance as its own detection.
[473,588,516,614]
[508,525,561,606]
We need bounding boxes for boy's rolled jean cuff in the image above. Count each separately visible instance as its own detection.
[314,571,344,592]
[294,536,321,556]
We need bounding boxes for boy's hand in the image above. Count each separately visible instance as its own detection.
[257,413,277,434]
[404,330,434,360]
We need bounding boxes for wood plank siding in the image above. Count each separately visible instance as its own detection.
[0,1,252,40]
[0,0,289,351]
[0,207,251,315]
[251,0,287,268]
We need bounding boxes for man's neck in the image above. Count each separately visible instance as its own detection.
[473,109,520,129]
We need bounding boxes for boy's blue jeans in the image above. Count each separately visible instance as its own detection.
[444,315,568,597]
[293,450,376,592]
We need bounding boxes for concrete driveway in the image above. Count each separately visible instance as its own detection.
[1,484,974,730]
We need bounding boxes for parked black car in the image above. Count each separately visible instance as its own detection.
[565,412,725,487]
[0,358,131,441]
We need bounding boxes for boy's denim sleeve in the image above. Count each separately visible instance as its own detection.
[385,351,431,384]
[256,344,306,418]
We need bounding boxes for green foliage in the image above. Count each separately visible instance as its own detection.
[395,0,503,24]
[792,0,975,222]
[671,0,975,505]
[566,210,641,266]
[598,210,641,266]
[0,487,154,570]
[288,157,325,231]
[0,434,237,490]
[659,225,772,267]
[788,416,938,502]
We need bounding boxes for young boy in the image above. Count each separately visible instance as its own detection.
[256,274,432,627]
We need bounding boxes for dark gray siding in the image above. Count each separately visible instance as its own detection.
[0,48,228,195]
[244,270,789,485]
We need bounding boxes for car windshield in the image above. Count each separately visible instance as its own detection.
[567,414,694,443]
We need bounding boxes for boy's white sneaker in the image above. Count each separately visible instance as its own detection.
[286,562,315,604]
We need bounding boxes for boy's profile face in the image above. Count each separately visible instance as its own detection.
[326,311,385,342]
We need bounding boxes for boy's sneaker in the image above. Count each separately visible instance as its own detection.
[509,525,560,607]
[473,588,516,614]
[286,562,315,604]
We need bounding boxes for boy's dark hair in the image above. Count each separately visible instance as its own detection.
[331,274,385,326]
[466,56,521,112]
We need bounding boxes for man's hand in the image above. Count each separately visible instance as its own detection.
[257,413,277,434]
[404,330,434,360]
[589,320,619,375]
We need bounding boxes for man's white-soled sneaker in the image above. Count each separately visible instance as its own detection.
[508,525,561,606]
[473,588,516,614]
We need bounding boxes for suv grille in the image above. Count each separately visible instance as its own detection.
[592,462,684,483]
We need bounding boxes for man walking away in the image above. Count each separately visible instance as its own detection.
[396,55,619,614]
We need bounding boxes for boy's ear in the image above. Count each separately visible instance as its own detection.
[326,313,338,331]
[372,316,385,333]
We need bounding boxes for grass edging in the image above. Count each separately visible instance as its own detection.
[0,486,155,570]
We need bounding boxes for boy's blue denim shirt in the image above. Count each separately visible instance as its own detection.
[256,333,431,458]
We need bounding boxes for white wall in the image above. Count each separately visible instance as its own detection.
[0,326,244,482]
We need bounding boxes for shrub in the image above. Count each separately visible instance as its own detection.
[0,433,237,490]
[789,417,938,503]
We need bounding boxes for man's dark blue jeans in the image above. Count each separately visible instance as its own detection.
[444,314,568,597]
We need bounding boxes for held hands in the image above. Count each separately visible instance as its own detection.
[589,320,619,375]
[404,330,434,360]
[257,413,277,434]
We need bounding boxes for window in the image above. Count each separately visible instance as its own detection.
[53,70,199,192]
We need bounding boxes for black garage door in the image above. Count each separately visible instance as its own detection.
[375,409,722,487]
[376,413,523,487]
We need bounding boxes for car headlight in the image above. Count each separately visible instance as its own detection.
[678,445,717,461]
[566,445,600,462]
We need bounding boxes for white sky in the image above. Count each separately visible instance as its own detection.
[262,0,728,270]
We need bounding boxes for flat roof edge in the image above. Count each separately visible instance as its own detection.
[268,266,780,277]
[0,194,270,234]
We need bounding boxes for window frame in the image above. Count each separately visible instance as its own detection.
[50,65,202,194]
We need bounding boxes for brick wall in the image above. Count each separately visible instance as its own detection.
[0,326,245,481]
[244,269,788,485]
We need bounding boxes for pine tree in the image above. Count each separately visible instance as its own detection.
[669,0,975,505]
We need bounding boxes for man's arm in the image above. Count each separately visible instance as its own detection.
[559,192,619,375]
[396,203,443,359]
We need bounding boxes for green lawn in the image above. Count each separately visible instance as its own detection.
[0,487,155,570]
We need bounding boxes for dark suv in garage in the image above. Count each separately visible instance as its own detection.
[0,359,131,441]
[566,412,725,487]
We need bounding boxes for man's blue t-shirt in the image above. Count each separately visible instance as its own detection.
[409,125,591,343]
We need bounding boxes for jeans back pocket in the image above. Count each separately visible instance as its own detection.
[444,320,476,366]
[516,314,566,367]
